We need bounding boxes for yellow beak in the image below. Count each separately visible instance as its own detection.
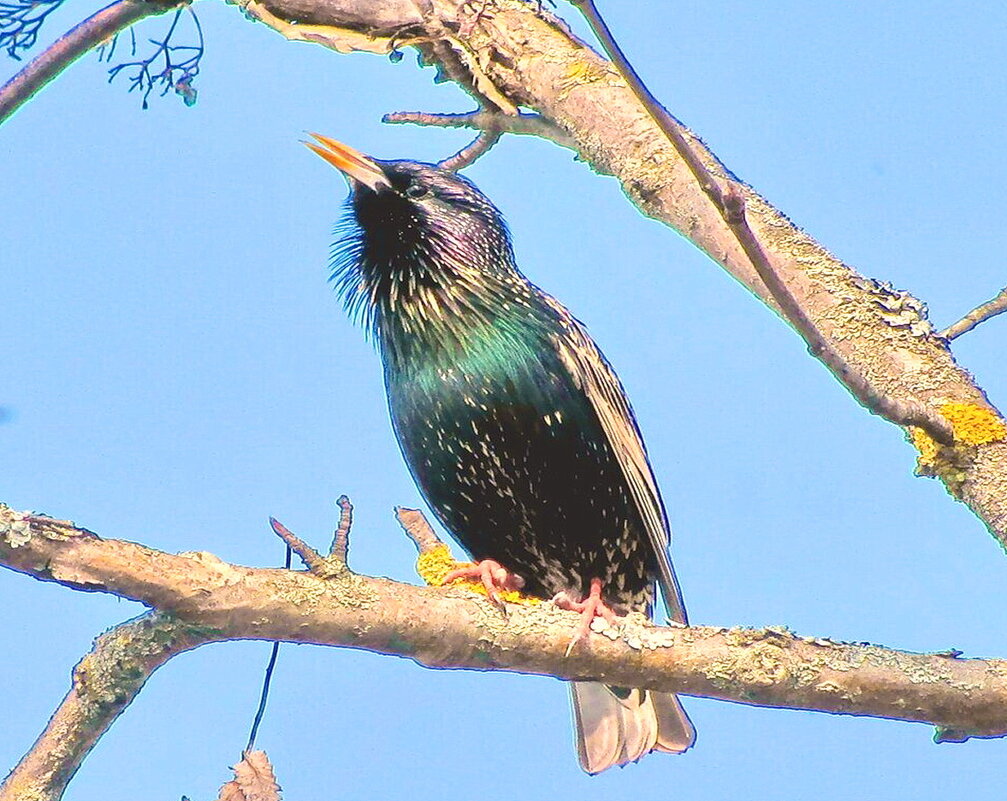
[305,133,391,192]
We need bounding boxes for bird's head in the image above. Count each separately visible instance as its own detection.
[307,133,522,343]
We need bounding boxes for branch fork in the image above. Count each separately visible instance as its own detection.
[269,494,353,578]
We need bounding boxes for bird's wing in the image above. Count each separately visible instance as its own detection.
[548,302,688,624]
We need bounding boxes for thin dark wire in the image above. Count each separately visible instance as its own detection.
[245,543,292,754]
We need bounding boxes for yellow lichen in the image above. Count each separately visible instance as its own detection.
[909,402,1006,496]
[415,544,539,605]
[911,402,1006,466]
[562,60,605,84]
[416,544,464,587]
[939,402,1007,446]
[910,426,940,468]
[556,59,616,100]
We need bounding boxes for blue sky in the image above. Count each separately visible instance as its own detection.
[3,1,1006,798]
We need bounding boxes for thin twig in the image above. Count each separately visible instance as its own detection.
[329,495,353,563]
[105,5,202,109]
[570,0,955,446]
[567,2,724,200]
[940,287,1007,341]
[0,0,183,126]
[438,129,501,170]
[0,0,64,59]
[268,516,324,571]
[384,109,577,149]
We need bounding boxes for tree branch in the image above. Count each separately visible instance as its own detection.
[570,0,954,446]
[384,109,577,149]
[0,611,210,801]
[0,0,184,126]
[437,128,501,171]
[2,501,1006,798]
[940,286,1007,341]
[231,0,1007,550]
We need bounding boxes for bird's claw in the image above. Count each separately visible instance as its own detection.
[554,577,620,655]
[443,558,525,608]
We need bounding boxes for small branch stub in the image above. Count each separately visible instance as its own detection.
[329,495,353,563]
[395,506,442,554]
[384,109,577,150]
[270,497,354,577]
[438,129,501,171]
[268,516,324,571]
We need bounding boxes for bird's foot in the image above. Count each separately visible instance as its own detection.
[554,578,620,656]
[443,559,526,607]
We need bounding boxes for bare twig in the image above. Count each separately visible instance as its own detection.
[438,129,501,170]
[568,0,955,446]
[268,516,324,570]
[105,5,202,109]
[244,544,292,755]
[384,108,576,149]
[940,287,1007,341]
[567,2,725,198]
[0,611,208,801]
[720,190,955,443]
[329,494,353,562]
[0,0,183,126]
[0,0,64,59]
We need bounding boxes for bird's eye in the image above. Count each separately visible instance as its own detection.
[404,183,429,199]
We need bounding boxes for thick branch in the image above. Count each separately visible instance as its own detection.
[234,0,1007,549]
[3,504,1006,792]
[569,0,953,446]
[0,0,184,126]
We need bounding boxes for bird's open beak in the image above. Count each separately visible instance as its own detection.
[305,133,391,192]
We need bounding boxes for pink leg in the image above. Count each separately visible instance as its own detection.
[443,559,525,605]
[554,578,620,648]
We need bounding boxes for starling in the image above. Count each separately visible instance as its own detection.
[307,133,696,773]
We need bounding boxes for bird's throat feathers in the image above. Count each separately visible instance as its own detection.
[331,177,556,373]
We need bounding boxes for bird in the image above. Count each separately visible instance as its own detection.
[307,133,696,774]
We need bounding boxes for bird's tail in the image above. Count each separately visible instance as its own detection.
[570,681,695,774]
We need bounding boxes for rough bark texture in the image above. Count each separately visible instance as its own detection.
[3,506,1006,755]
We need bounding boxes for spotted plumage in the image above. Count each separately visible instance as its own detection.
[309,135,695,773]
